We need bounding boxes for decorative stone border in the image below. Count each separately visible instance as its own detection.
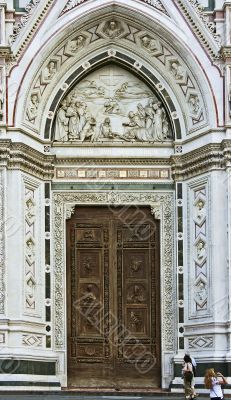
[52,190,175,361]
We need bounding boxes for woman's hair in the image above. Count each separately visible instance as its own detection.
[204,368,216,389]
[184,354,191,364]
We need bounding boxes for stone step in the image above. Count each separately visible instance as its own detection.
[0,392,229,400]
[0,395,211,400]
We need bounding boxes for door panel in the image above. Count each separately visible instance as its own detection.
[67,206,160,388]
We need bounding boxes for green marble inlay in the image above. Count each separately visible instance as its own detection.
[0,360,56,375]
[206,0,215,11]
[51,183,174,191]
[174,362,230,377]
[14,0,26,12]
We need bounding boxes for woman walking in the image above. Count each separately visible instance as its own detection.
[204,368,227,399]
[183,354,194,399]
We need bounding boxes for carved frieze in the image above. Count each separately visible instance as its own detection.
[55,167,171,180]
[53,191,175,353]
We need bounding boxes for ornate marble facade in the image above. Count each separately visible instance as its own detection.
[0,0,231,392]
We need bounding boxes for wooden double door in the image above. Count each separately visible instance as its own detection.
[67,206,161,388]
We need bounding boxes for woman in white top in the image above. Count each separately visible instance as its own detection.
[204,368,227,399]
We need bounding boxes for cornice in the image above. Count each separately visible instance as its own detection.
[0,46,13,58]
[171,142,230,180]
[1,140,231,181]
[9,0,54,61]
[60,0,169,17]
[221,46,231,60]
[0,140,55,179]
[175,0,221,60]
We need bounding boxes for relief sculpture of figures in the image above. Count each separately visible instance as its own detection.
[26,94,39,123]
[55,100,69,141]
[53,65,173,143]
[188,95,200,113]
[127,285,146,303]
[65,35,85,54]
[196,241,206,261]
[170,61,184,80]
[194,281,207,307]
[82,284,97,305]
[42,61,57,82]
[103,20,122,38]
[141,36,157,52]
[195,200,206,222]
[104,98,120,114]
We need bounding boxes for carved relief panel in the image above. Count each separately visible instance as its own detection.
[53,65,173,144]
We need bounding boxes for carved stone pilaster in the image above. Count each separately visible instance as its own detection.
[187,177,210,317]
[23,175,41,315]
[0,169,5,314]
[0,66,5,122]
[53,191,175,354]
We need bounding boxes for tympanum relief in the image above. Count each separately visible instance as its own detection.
[53,65,172,143]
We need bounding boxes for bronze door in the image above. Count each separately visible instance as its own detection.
[67,206,161,388]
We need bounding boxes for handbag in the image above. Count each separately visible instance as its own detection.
[184,370,193,382]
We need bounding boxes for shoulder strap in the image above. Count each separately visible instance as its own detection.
[212,388,219,397]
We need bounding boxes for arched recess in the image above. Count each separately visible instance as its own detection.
[12,2,219,140]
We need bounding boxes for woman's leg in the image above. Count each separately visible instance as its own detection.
[184,377,194,398]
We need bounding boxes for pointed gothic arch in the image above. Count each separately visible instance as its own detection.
[11,1,220,139]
